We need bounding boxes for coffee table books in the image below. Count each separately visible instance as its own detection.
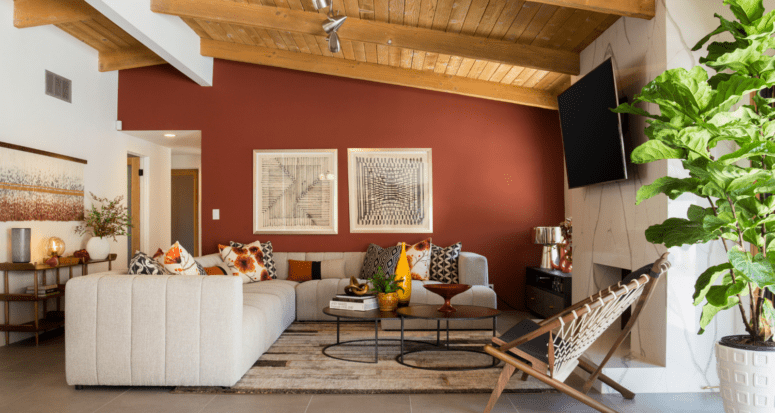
[329,294,378,311]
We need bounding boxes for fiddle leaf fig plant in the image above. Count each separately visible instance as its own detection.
[613,0,775,344]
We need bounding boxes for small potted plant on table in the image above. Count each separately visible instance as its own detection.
[75,192,131,260]
[369,266,404,312]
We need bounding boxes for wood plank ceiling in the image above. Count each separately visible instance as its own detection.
[12,0,655,109]
[13,0,165,72]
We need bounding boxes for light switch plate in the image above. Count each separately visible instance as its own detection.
[213,209,220,220]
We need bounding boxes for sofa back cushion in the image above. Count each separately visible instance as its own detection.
[272,252,365,280]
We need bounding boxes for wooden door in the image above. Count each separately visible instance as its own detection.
[127,157,141,262]
[171,169,199,256]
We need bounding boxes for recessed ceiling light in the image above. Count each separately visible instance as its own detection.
[164,133,176,138]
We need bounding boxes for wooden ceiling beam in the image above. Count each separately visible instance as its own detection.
[152,0,579,75]
[14,0,100,28]
[528,0,655,20]
[200,38,559,110]
[98,47,167,72]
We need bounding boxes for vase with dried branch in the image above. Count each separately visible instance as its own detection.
[74,193,132,260]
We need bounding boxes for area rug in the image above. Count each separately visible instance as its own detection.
[173,322,555,394]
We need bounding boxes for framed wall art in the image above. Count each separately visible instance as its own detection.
[253,149,337,234]
[347,148,432,233]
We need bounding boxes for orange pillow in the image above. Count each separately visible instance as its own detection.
[287,260,318,282]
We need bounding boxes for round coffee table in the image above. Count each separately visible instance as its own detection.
[321,306,426,364]
[396,305,502,370]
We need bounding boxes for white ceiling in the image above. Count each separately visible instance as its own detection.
[122,130,201,155]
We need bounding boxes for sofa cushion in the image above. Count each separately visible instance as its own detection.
[295,278,359,321]
[231,240,277,279]
[159,242,205,275]
[287,259,346,281]
[359,243,401,279]
[242,280,297,331]
[129,252,167,275]
[194,253,224,268]
[430,242,462,283]
[402,238,432,280]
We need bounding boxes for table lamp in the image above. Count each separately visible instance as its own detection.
[533,226,563,269]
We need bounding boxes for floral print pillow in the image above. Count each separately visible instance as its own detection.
[401,238,432,281]
[157,242,204,275]
[219,241,270,283]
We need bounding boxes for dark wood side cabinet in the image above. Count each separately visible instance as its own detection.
[525,267,572,319]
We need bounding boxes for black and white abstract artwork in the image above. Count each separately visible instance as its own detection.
[253,150,337,234]
[348,149,432,233]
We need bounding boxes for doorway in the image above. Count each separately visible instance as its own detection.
[171,169,199,256]
[127,156,141,266]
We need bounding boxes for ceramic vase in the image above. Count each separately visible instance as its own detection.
[377,292,398,312]
[86,237,110,261]
[394,242,412,306]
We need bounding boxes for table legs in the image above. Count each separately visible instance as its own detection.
[374,319,379,362]
[336,316,340,344]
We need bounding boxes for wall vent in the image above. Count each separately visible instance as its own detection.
[45,70,72,103]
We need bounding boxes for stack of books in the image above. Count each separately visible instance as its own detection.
[329,294,378,311]
[25,284,60,297]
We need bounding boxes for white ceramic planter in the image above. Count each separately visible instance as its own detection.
[85,237,110,260]
[716,336,775,413]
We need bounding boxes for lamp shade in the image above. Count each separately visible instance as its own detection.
[322,16,347,34]
[11,228,31,263]
[533,226,563,245]
[311,0,331,9]
[46,237,66,257]
[328,31,341,53]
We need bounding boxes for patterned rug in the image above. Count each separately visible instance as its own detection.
[173,322,555,394]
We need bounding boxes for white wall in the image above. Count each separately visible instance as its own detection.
[0,0,171,345]
[568,0,768,393]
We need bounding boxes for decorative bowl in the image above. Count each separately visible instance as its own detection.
[423,284,471,313]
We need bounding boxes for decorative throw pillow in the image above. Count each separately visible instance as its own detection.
[231,240,276,279]
[287,259,346,282]
[359,243,402,279]
[430,242,462,283]
[129,251,168,275]
[399,238,432,280]
[219,241,270,283]
[158,242,204,275]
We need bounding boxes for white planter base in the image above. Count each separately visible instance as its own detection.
[717,337,775,413]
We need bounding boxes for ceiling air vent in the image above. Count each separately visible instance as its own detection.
[45,70,72,103]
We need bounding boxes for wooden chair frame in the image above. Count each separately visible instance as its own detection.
[483,253,670,413]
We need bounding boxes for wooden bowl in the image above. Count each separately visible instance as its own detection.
[423,284,472,313]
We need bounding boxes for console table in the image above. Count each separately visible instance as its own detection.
[0,254,117,345]
[525,266,572,318]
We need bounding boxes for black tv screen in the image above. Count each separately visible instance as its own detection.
[557,58,627,189]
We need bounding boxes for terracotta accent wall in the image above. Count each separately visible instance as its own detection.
[117,60,565,308]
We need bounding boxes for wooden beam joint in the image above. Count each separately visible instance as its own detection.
[14,0,100,28]
[98,48,166,72]
[529,0,655,20]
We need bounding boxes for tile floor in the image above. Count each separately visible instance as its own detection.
[0,327,723,413]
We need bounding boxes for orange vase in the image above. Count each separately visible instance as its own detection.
[394,242,412,306]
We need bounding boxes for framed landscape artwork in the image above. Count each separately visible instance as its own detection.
[347,148,433,233]
[253,149,338,234]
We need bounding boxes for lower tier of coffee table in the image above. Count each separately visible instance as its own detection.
[321,316,427,364]
[396,318,500,371]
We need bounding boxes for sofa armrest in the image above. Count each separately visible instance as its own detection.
[458,252,488,286]
[66,273,244,387]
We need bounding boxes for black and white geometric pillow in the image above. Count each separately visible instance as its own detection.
[129,251,168,275]
[360,243,402,279]
[429,242,462,283]
[230,240,277,279]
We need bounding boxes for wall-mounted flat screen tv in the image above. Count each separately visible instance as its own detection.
[557,58,627,189]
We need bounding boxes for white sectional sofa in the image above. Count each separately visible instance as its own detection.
[65,251,495,387]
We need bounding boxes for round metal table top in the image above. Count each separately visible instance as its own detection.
[397,305,502,320]
[322,306,401,320]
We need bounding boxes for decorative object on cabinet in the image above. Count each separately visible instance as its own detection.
[252,149,338,235]
[0,253,116,345]
[344,276,370,296]
[0,142,86,222]
[484,254,670,413]
[347,148,432,233]
[11,228,31,263]
[75,192,131,260]
[532,226,563,269]
[525,267,572,319]
[553,218,572,273]
[394,242,412,306]
[423,283,472,313]
[73,249,90,263]
[46,237,65,257]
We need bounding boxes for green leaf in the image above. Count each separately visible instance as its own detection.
[728,249,775,287]
[704,75,769,116]
[645,218,720,248]
[635,177,702,205]
[703,214,732,233]
[699,298,739,334]
[688,205,714,222]
[631,140,686,164]
[718,142,775,164]
[707,274,748,306]
[694,263,733,306]
[726,0,765,25]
